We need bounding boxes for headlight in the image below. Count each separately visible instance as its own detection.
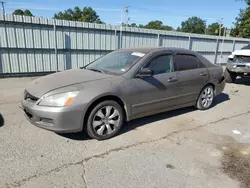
[38,91,79,107]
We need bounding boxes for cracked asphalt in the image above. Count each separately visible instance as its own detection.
[0,77,250,188]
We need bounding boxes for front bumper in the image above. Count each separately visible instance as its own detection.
[226,62,250,73]
[21,99,86,133]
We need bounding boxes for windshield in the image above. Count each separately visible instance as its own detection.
[85,51,145,75]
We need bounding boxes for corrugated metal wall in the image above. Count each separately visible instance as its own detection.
[0,14,250,75]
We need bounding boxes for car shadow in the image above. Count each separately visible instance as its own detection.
[58,93,230,141]
[211,93,230,107]
[234,77,250,86]
[56,131,91,141]
[0,113,4,128]
[118,106,195,136]
[119,92,230,136]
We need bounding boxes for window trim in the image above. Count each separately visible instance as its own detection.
[142,53,175,75]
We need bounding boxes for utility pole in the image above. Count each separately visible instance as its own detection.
[125,6,130,26]
[219,26,226,64]
[218,18,224,37]
[0,1,5,15]
[119,9,123,49]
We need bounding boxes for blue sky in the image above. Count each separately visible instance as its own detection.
[3,0,247,29]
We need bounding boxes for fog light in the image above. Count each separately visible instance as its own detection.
[233,65,237,68]
[41,118,53,124]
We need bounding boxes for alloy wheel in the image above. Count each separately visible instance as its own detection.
[201,86,214,108]
[92,106,120,136]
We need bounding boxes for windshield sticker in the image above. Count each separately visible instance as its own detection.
[131,52,145,57]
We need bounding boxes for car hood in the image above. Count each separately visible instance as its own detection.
[232,50,250,56]
[26,68,113,98]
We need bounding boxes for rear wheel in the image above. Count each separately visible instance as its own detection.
[86,100,124,140]
[196,85,214,110]
[225,69,237,83]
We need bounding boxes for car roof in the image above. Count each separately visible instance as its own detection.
[117,46,215,68]
[116,47,195,54]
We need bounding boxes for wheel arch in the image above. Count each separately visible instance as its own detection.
[196,83,215,102]
[195,83,215,110]
[83,95,128,129]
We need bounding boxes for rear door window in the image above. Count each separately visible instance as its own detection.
[174,54,199,71]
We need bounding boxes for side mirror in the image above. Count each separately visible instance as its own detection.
[136,68,154,77]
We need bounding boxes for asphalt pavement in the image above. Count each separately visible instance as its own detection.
[0,77,250,188]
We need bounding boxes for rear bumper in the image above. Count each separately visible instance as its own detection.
[21,99,85,133]
[214,76,226,95]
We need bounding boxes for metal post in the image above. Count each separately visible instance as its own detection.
[219,25,222,37]
[0,49,2,73]
[3,11,11,73]
[219,28,226,64]
[114,27,117,49]
[53,19,58,72]
[119,10,123,49]
[188,36,192,50]
[214,39,219,64]
[232,40,236,52]
[157,33,160,46]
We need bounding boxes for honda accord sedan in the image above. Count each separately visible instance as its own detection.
[22,47,226,140]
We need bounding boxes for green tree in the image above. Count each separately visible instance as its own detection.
[144,20,173,30]
[13,9,24,15]
[138,24,144,28]
[81,7,103,23]
[23,10,33,16]
[180,16,206,34]
[207,22,225,36]
[54,6,103,23]
[129,23,137,27]
[231,0,250,38]
[13,9,33,16]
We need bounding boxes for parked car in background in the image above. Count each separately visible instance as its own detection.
[21,47,226,140]
[226,44,250,83]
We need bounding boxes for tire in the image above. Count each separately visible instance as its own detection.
[196,85,214,110]
[225,69,237,83]
[86,100,124,140]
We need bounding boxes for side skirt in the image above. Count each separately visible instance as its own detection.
[128,101,196,121]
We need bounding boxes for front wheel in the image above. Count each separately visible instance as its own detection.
[196,85,214,110]
[86,100,124,140]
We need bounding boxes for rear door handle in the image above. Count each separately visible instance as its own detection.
[200,72,208,76]
[167,77,178,82]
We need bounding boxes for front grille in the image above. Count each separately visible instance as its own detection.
[24,90,39,102]
[237,65,246,68]
[234,55,250,63]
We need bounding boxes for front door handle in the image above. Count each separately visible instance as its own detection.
[200,72,208,76]
[168,77,178,82]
